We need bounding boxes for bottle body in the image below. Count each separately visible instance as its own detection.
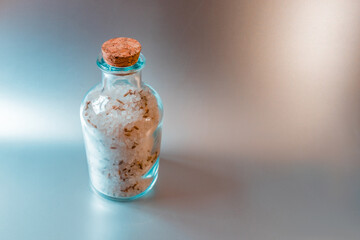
[80,54,163,200]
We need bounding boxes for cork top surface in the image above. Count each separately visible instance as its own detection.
[101,38,142,67]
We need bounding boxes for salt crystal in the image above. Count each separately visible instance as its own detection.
[92,95,109,114]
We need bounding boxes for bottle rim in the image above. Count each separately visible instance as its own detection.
[96,53,146,74]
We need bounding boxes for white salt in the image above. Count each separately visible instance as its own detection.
[82,82,160,198]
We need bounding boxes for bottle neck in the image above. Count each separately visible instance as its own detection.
[97,53,146,91]
[101,70,143,90]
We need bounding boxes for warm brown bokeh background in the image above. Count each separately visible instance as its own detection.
[0,0,359,161]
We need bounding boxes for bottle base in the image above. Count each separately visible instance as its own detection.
[89,158,159,202]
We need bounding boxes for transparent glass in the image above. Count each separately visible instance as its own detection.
[80,53,163,201]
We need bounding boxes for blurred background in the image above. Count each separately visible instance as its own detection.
[1,0,359,159]
[0,0,360,239]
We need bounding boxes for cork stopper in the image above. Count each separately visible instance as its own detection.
[101,37,141,67]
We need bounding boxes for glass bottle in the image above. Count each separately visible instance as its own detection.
[80,38,163,201]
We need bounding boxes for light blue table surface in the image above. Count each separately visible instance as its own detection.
[0,142,359,240]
